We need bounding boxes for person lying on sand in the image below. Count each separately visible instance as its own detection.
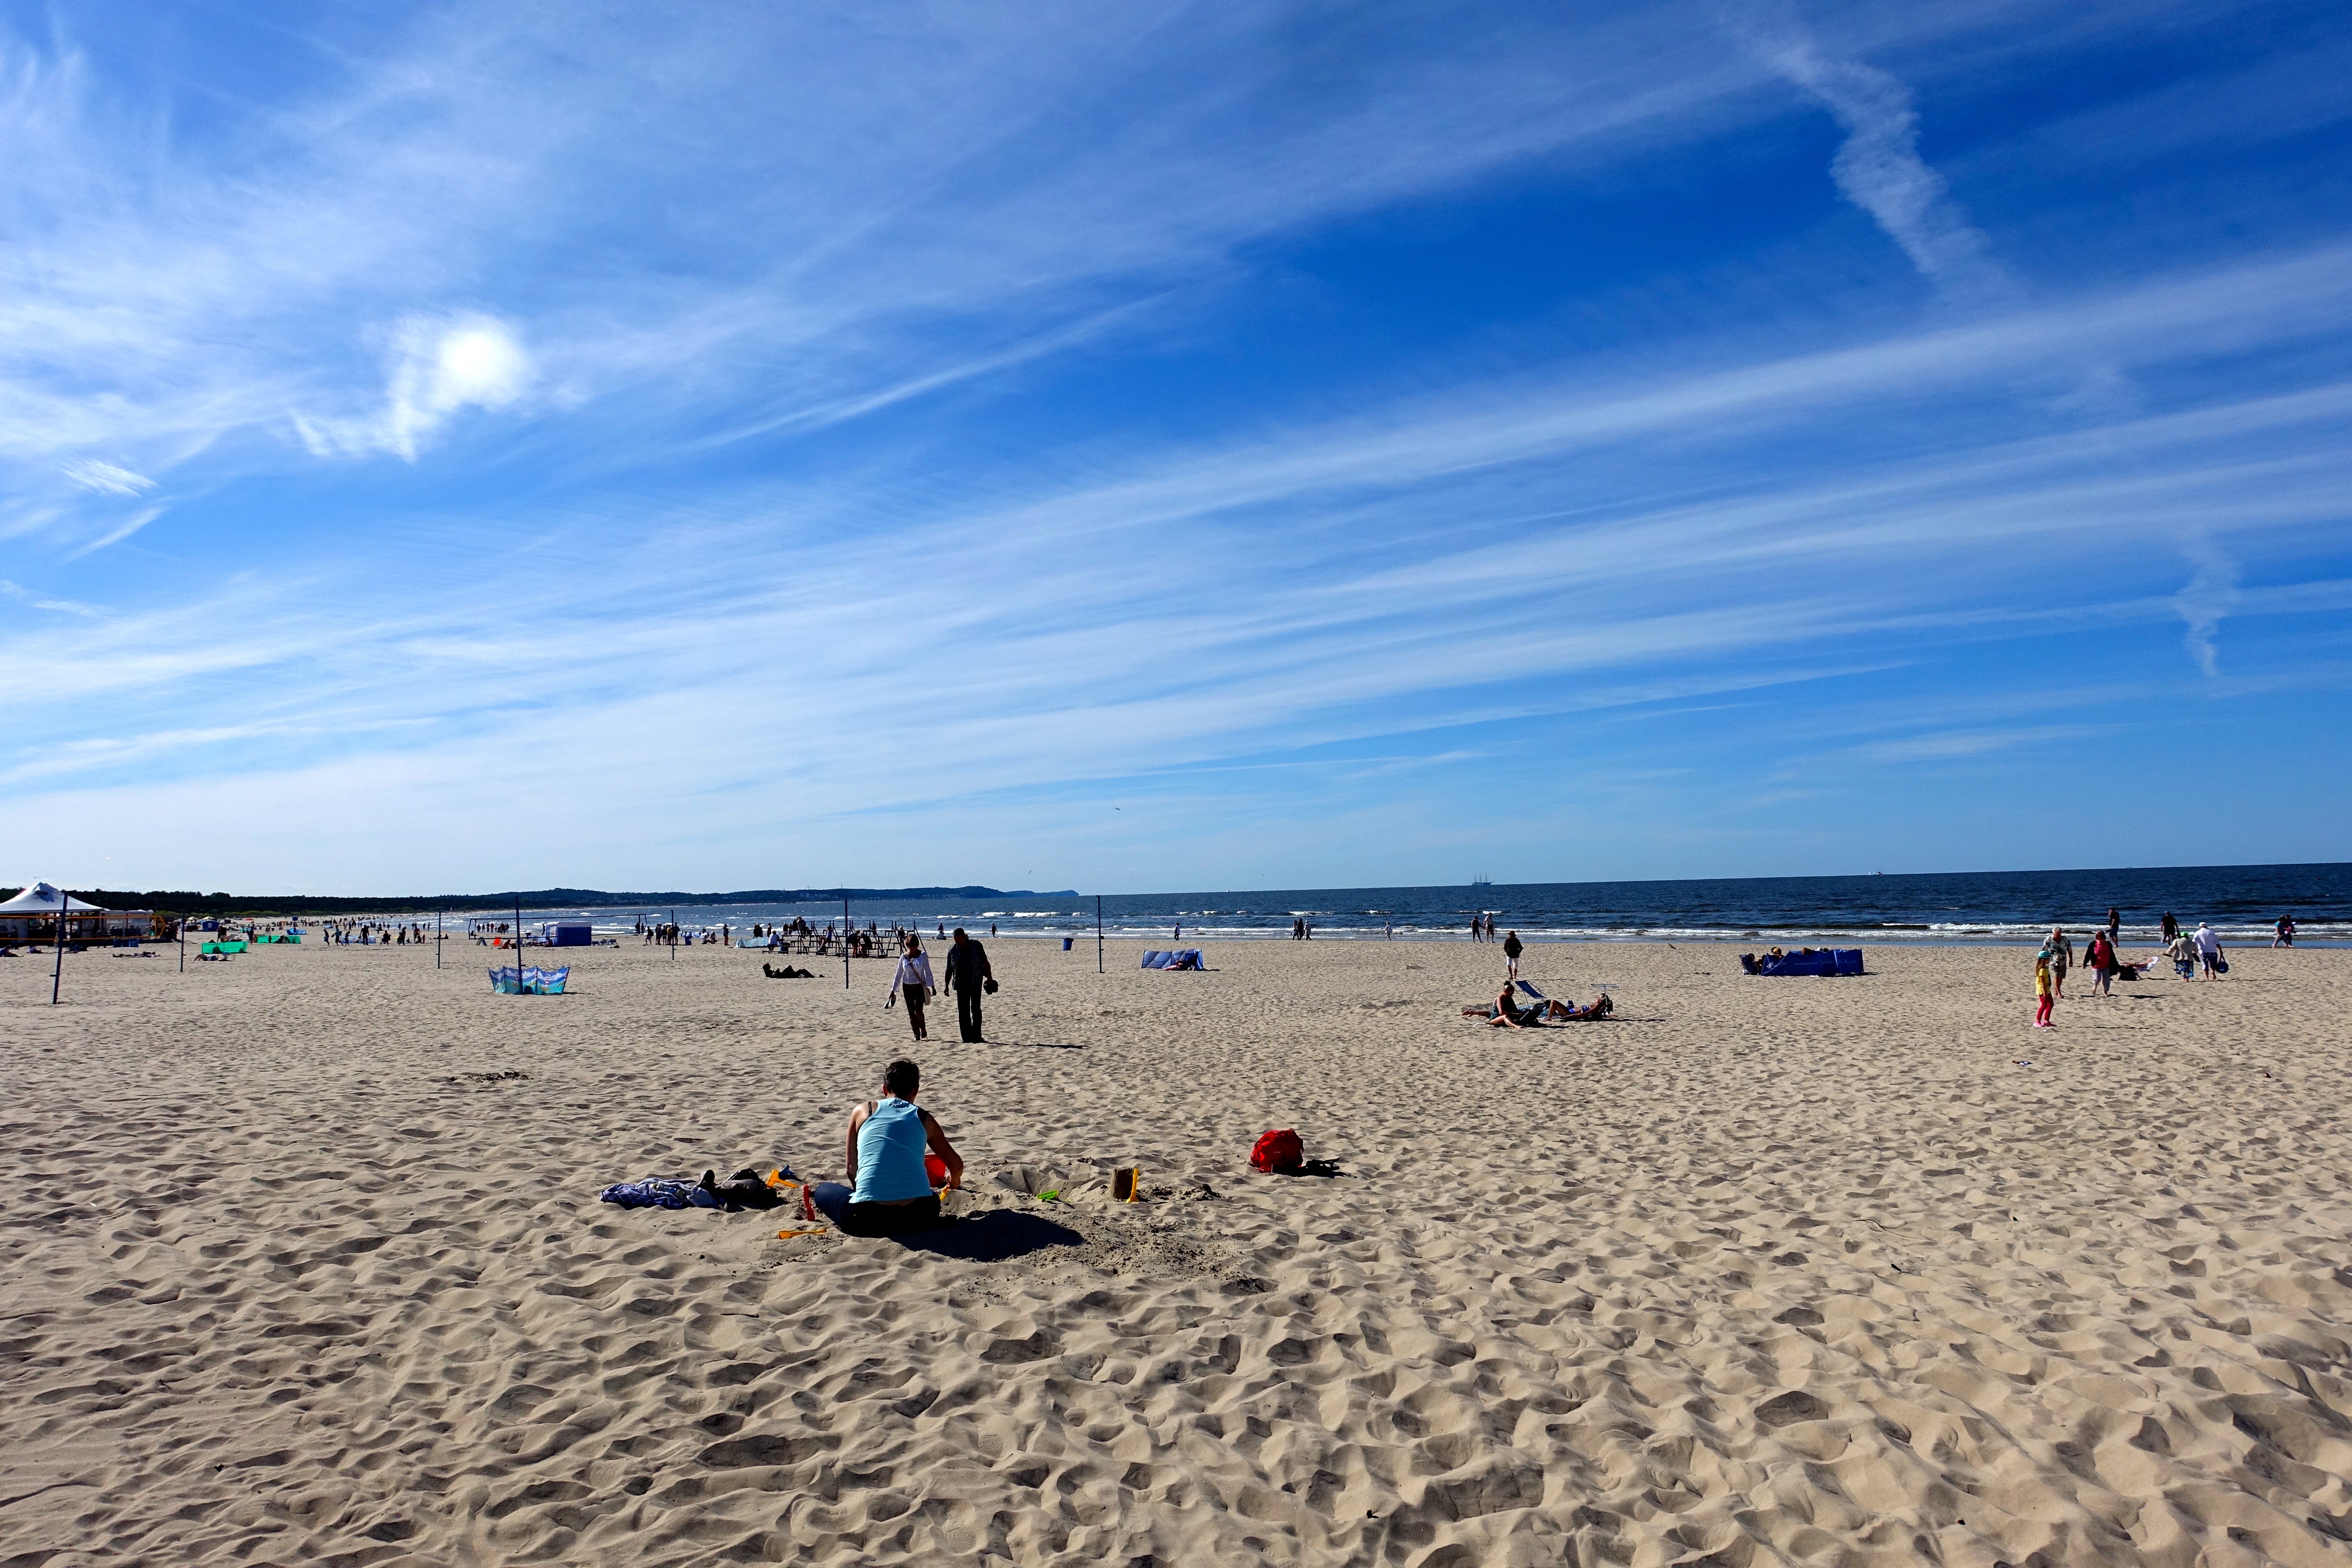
[808,1057,964,1237]
[1461,989,1613,1025]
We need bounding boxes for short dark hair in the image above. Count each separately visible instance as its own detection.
[951,927,967,940]
[883,1058,920,1098]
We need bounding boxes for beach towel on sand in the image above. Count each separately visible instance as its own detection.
[599,1178,721,1210]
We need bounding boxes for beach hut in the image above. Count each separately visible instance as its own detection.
[0,882,154,944]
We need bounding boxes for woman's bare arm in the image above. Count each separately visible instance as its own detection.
[842,1101,872,1182]
[921,1111,964,1188]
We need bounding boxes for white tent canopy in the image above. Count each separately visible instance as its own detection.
[1,882,153,940]
[0,882,107,914]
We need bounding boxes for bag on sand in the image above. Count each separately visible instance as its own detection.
[1250,1128,1305,1175]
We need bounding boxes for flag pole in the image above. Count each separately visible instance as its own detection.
[1096,894,1103,975]
[51,888,67,1004]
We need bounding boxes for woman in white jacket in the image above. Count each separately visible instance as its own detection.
[890,936,937,1041]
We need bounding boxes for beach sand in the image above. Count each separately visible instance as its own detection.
[4,936,2349,1567]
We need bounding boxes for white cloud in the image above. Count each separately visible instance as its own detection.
[296,312,533,460]
[1742,9,2008,303]
[0,578,104,616]
[60,459,155,494]
[2173,537,2239,678]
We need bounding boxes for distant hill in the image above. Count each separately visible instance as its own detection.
[8,886,1078,917]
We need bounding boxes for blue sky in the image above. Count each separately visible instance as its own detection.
[3,0,2349,896]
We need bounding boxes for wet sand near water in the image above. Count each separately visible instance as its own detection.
[4,938,2349,1567]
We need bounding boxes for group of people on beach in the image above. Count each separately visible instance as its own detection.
[2031,907,2261,1027]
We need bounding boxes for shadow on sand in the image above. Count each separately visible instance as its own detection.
[893,1208,1087,1262]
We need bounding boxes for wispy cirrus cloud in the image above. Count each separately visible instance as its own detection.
[1736,3,2009,304]
[2173,536,2240,678]
[2,0,2349,890]
[60,458,155,495]
[292,312,532,460]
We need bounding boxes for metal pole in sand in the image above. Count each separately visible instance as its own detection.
[670,908,676,962]
[437,907,443,969]
[51,891,67,1004]
[179,913,186,973]
[515,892,523,995]
[1096,894,1103,974]
[842,893,850,990]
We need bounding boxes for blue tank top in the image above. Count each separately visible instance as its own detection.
[851,1097,933,1203]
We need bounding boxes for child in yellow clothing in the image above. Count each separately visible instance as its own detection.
[2033,955,2055,1029]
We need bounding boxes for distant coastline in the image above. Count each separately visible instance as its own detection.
[3,885,1076,918]
[18,861,2342,937]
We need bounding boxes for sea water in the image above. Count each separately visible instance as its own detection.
[511,861,2350,946]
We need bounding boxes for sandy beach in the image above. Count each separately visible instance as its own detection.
[4,935,2348,1567]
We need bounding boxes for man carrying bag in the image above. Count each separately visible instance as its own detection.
[944,927,996,1042]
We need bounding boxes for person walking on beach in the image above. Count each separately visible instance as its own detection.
[2274,916,2296,948]
[2161,912,2178,943]
[889,936,935,1040]
[2046,928,2072,999]
[944,927,993,1043]
[2166,928,2195,979]
[2033,951,2055,1028]
[2105,907,2121,945]
[2086,928,2119,998]
[1503,928,1524,980]
[2196,922,2223,980]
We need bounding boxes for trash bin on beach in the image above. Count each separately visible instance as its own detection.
[1063,937,1073,951]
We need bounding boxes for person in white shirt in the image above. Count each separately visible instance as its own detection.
[2194,922,2223,981]
[890,936,937,1040]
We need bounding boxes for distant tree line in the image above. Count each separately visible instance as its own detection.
[3,885,1073,917]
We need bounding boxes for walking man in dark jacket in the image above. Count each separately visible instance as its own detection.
[944,928,994,1042]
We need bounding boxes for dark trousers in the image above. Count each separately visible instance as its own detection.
[956,987,983,1041]
[810,1183,941,1236]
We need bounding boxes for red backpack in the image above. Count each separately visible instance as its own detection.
[1250,1128,1304,1175]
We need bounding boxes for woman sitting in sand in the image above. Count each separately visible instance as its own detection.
[808,1058,964,1237]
